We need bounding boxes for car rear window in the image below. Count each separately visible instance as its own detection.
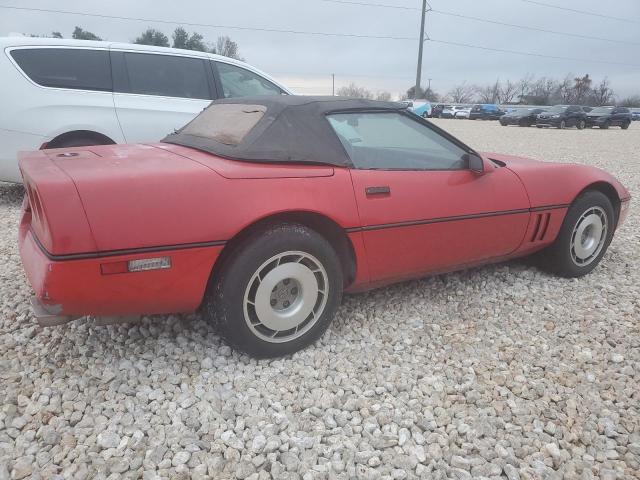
[120,52,211,99]
[177,104,266,145]
[10,48,112,91]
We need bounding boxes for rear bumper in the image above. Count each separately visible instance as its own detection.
[19,227,224,318]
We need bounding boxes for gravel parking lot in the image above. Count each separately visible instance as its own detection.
[1,121,638,480]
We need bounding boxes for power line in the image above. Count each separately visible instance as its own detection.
[0,4,415,41]
[428,38,640,67]
[318,0,419,11]
[2,4,638,68]
[430,9,640,46]
[319,0,639,46]
[521,0,640,24]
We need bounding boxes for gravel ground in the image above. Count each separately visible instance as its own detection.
[1,121,639,480]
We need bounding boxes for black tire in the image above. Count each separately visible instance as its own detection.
[536,191,615,278]
[203,223,343,358]
[558,120,566,129]
[621,121,630,130]
[577,119,586,130]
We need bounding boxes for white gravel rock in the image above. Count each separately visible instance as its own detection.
[1,122,639,478]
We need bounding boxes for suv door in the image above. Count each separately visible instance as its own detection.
[328,112,530,284]
[111,50,216,143]
[566,106,584,126]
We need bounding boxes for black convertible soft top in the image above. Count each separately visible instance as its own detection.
[162,95,407,167]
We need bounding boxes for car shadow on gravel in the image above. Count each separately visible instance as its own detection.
[0,182,24,205]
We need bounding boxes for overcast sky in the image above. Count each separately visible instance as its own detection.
[1,0,639,99]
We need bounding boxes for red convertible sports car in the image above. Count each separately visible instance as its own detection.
[18,96,630,357]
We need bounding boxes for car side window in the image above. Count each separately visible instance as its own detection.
[10,48,112,91]
[119,52,211,99]
[327,112,468,171]
[215,62,282,98]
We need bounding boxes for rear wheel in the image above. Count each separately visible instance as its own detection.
[536,191,614,278]
[577,119,586,130]
[48,134,113,149]
[621,120,630,130]
[204,223,343,358]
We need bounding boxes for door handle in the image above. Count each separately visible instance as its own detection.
[365,186,391,196]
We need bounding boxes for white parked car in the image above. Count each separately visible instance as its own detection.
[454,108,471,119]
[441,105,468,119]
[0,37,292,183]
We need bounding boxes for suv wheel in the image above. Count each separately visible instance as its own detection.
[577,119,586,130]
[621,120,630,130]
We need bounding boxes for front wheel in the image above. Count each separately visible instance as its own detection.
[536,191,615,278]
[204,223,343,358]
[621,121,630,130]
[577,120,586,130]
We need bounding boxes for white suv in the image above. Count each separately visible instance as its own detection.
[0,37,292,183]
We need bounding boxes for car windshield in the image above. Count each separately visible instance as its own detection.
[590,107,614,114]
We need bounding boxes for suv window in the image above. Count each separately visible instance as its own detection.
[567,106,581,113]
[11,48,112,91]
[327,112,467,171]
[616,107,630,113]
[120,52,211,99]
[216,62,282,98]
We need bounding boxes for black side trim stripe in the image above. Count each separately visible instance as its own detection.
[345,204,570,233]
[32,229,226,262]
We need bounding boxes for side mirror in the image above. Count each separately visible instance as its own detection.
[466,153,484,174]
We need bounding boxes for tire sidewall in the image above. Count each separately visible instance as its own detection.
[206,224,343,358]
[546,191,615,277]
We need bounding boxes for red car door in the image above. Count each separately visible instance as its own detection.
[327,111,530,285]
[350,167,530,283]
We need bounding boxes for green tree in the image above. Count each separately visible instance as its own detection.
[51,31,63,39]
[171,27,207,51]
[72,26,102,41]
[134,28,170,47]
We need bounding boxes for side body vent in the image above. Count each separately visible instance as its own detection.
[530,213,551,242]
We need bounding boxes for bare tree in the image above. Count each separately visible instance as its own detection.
[215,36,243,60]
[618,95,640,108]
[591,78,615,106]
[336,82,373,99]
[474,79,502,104]
[555,74,574,104]
[528,77,558,105]
[517,73,535,101]
[447,83,474,103]
[572,73,592,104]
[499,80,518,104]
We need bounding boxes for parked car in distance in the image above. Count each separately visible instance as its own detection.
[585,106,632,129]
[469,104,505,120]
[441,105,468,119]
[454,107,471,119]
[500,108,546,127]
[0,36,291,183]
[536,105,587,129]
[18,96,631,357]
[431,104,450,118]
[410,100,432,118]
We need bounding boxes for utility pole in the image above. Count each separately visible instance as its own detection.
[332,74,335,96]
[414,0,427,100]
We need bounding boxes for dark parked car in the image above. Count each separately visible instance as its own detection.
[585,106,632,129]
[536,105,587,129]
[431,104,450,118]
[469,104,505,120]
[499,108,545,127]
[632,110,640,121]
